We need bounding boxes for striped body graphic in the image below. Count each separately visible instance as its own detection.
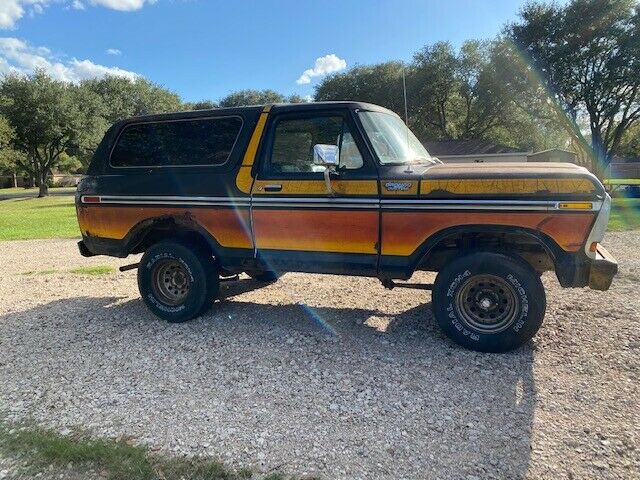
[78,194,597,257]
[76,100,607,282]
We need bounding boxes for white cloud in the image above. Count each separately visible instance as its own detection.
[0,0,155,29]
[0,37,140,82]
[88,0,156,11]
[0,1,52,29]
[296,54,347,85]
[106,48,121,55]
[0,0,27,29]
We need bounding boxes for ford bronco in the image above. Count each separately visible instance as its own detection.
[76,102,617,352]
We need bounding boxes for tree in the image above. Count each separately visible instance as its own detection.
[315,48,539,148]
[0,114,13,167]
[217,89,307,107]
[185,100,218,110]
[0,113,19,185]
[219,89,285,107]
[81,76,183,125]
[315,62,407,115]
[0,71,107,196]
[613,122,640,159]
[506,0,640,173]
[407,41,515,141]
[285,94,308,104]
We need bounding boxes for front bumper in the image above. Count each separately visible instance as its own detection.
[588,244,618,291]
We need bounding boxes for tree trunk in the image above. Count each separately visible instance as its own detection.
[590,130,609,180]
[38,171,49,197]
[12,172,17,188]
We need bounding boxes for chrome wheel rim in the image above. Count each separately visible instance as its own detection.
[152,260,191,305]
[455,274,519,333]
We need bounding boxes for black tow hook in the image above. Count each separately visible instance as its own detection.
[119,263,140,272]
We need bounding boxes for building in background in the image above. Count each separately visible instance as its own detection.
[423,140,578,164]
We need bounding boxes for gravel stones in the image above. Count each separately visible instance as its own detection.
[0,234,638,479]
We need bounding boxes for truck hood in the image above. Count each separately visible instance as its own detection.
[418,162,603,198]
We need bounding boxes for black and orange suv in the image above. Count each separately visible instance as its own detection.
[76,102,617,352]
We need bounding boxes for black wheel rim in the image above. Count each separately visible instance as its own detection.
[454,274,520,333]
[152,259,191,306]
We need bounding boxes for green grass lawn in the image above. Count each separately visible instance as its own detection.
[608,197,640,231]
[70,265,115,275]
[603,178,640,186]
[0,421,294,480]
[0,196,80,241]
[0,194,638,242]
[0,186,77,196]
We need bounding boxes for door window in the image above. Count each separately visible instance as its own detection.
[269,115,364,173]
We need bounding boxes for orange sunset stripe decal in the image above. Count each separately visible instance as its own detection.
[381,211,595,256]
[78,203,594,258]
[77,206,253,249]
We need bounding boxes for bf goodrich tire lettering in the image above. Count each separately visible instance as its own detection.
[138,241,219,323]
[433,251,546,353]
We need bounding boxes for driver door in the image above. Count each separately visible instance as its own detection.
[250,109,380,275]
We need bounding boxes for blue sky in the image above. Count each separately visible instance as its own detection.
[1,0,536,102]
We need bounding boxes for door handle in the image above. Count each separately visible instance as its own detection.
[264,184,282,192]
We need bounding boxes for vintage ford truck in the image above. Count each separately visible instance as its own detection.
[76,102,617,352]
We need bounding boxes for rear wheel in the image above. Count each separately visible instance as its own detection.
[432,251,545,352]
[138,241,219,323]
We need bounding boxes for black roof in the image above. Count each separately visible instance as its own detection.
[422,139,527,156]
[121,101,396,124]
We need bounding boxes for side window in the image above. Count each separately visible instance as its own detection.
[269,115,363,173]
[110,117,242,167]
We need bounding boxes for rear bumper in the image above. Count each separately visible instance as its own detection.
[78,240,95,257]
[588,244,617,291]
[77,237,129,258]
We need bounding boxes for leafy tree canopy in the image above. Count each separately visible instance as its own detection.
[80,76,183,125]
[0,70,107,196]
[218,89,306,107]
[506,0,640,169]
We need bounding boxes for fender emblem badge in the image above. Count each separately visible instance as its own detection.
[384,182,412,191]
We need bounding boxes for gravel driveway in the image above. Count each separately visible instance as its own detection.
[0,233,638,479]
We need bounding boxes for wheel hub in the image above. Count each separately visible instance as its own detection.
[478,295,496,311]
[152,260,191,306]
[455,274,520,333]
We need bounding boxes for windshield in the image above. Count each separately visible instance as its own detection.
[358,111,433,165]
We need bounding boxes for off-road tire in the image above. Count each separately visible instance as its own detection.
[138,241,219,323]
[432,251,545,353]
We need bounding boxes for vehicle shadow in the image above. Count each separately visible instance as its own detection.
[0,293,536,479]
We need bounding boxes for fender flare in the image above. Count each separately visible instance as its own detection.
[122,213,224,258]
[408,224,568,275]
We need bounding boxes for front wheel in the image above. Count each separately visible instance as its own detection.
[138,241,219,323]
[432,251,545,353]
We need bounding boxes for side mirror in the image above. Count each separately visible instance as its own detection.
[313,144,339,168]
[312,144,339,196]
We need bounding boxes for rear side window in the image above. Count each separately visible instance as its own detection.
[110,116,242,168]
